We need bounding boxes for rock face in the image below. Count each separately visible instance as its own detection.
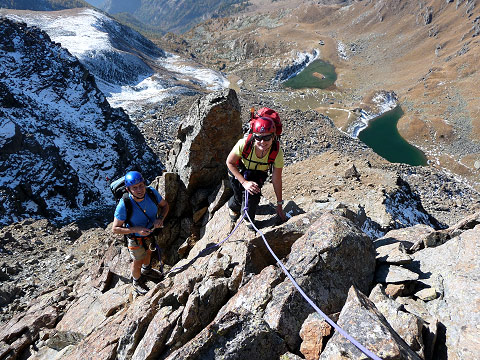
[0,18,162,226]
[405,225,480,360]
[151,89,241,264]
[166,88,242,194]
[319,286,421,360]
[264,212,376,349]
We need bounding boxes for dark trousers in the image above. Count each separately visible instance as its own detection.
[228,169,267,223]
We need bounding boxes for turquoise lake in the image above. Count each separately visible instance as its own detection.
[283,59,337,89]
[358,106,427,166]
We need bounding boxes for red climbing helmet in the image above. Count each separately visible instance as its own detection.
[251,117,276,134]
[249,107,282,136]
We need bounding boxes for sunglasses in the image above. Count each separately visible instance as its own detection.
[254,133,274,142]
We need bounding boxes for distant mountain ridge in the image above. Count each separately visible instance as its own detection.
[102,0,251,34]
[0,0,91,10]
[2,8,229,118]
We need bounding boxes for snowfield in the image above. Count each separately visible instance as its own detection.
[5,8,229,115]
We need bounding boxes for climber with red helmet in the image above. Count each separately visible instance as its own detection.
[112,171,169,295]
[226,115,287,230]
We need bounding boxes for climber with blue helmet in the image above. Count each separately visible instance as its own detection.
[112,171,169,295]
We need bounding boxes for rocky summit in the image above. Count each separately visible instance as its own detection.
[1,89,479,360]
[1,1,480,360]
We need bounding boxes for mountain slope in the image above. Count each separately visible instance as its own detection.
[0,17,163,225]
[0,0,91,10]
[2,8,229,118]
[175,0,480,191]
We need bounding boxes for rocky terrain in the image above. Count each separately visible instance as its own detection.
[0,0,91,11]
[0,7,233,163]
[99,0,252,34]
[1,90,479,360]
[1,1,480,360]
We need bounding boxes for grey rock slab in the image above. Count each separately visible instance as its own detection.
[375,264,420,283]
[406,225,480,359]
[166,88,242,193]
[374,240,413,264]
[414,287,438,301]
[320,286,421,360]
[132,306,184,360]
[264,212,376,349]
[369,284,426,358]
[164,312,287,360]
[375,225,435,250]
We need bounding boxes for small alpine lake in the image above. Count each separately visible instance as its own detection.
[283,59,337,89]
[358,106,427,166]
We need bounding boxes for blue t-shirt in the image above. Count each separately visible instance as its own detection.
[114,187,163,235]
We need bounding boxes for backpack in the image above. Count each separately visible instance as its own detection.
[110,176,157,226]
[241,107,282,171]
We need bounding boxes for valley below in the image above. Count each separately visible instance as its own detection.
[159,0,480,191]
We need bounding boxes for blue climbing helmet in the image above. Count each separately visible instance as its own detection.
[124,171,144,187]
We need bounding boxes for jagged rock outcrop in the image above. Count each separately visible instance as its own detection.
[0,18,163,226]
[166,88,242,194]
[369,285,426,358]
[264,212,376,349]
[155,88,241,263]
[405,223,480,359]
[319,286,422,360]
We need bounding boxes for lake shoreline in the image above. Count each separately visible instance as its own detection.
[347,91,398,138]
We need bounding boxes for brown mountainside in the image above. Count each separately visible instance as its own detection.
[158,0,480,190]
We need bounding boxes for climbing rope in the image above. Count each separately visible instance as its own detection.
[159,189,381,360]
[242,191,382,360]
[162,207,247,276]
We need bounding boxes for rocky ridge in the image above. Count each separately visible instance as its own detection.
[1,89,479,360]
[0,17,164,226]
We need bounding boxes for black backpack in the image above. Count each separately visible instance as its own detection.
[110,176,157,226]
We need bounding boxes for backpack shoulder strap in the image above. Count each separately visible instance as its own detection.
[122,192,133,225]
[145,187,158,205]
[241,134,255,160]
[146,186,163,218]
[267,139,280,164]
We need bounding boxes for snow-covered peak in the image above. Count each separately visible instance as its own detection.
[3,8,229,116]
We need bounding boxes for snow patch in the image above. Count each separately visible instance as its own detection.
[337,41,348,60]
[0,121,17,147]
[348,91,398,138]
[274,49,320,82]
[6,9,229,115]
